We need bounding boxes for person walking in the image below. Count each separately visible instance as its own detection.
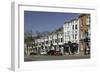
[84,44,87,55]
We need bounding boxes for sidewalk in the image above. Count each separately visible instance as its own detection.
[63,51,89,55]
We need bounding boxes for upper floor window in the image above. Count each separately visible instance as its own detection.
[73,34,74,39]
[75,25,77,29]
[55,39,57,43]
[61,38,63,42]
[75,34,77,39]
[72,25,74,30]
[46,41,48,44]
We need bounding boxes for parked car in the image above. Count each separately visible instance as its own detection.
[30,52,37,55]
[47,50,55,55]
[63,43,70,53]
[54,51,62,56]
[40,51,47,55]
[47,50,62,56]
[70,43,78,54]
[63,42,78,55]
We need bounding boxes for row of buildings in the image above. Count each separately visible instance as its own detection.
[24,14,90,56]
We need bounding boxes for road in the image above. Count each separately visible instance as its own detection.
[24,52,90,62]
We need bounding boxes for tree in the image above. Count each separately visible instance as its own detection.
[24,30,34,56]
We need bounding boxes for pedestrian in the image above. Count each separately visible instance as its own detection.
[60,47,64,55]
[68,41,71,55]
[87,46,90,54]
[84,45,87,55]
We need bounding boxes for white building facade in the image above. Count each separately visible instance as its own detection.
[63,19,79,44]
[28,30,64,54]
[63,19,79,54]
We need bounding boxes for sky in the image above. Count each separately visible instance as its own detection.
[24,11,80,33]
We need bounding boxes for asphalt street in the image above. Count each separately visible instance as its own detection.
[24,52,90,62]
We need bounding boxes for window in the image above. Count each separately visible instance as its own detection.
[72,25,74,30]
[75,34,77,39]
[42,42,44,45]
[75,25,77,29]
[61,38,63,42]
[55,39,57,43]
[53,39,55,43]
[50,40,52,44]
[75,31,77,33]
[73,34,74,39]
[58,38,60,42]
[46,41,48,44]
